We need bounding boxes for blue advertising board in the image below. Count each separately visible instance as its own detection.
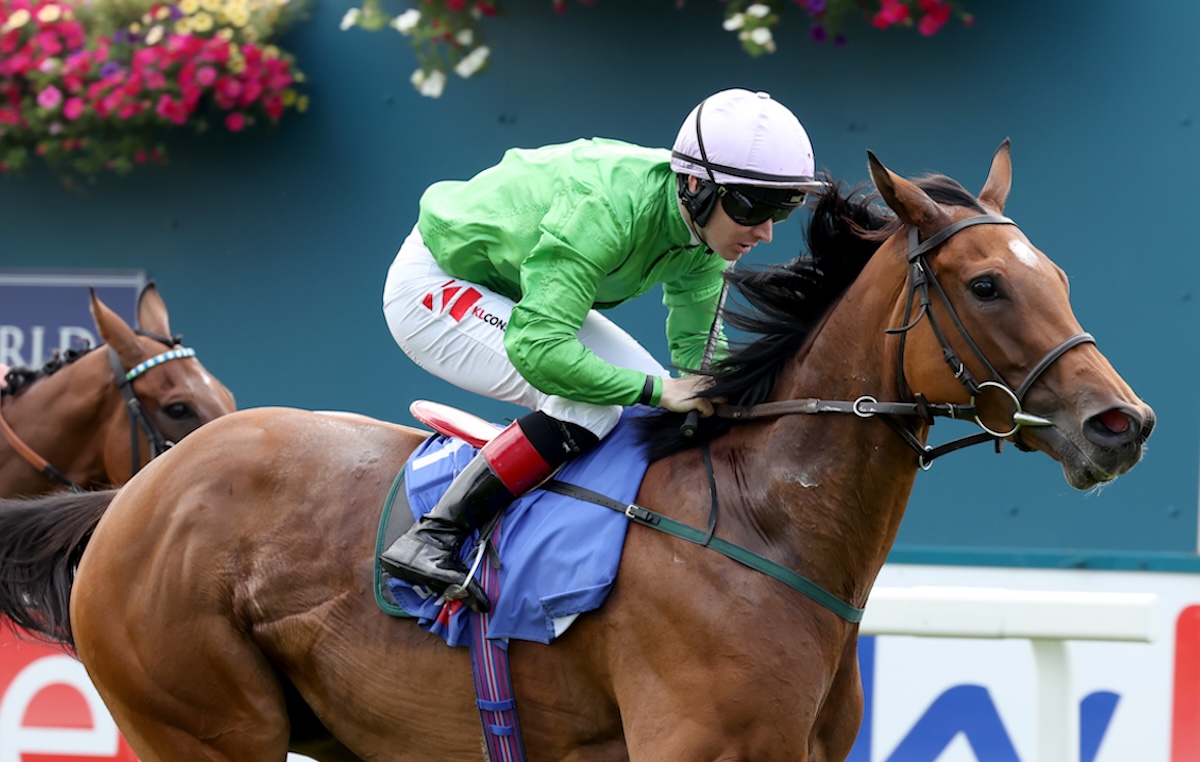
[0,271,146,369]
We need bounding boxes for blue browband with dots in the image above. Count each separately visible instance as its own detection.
[124,347,196,382]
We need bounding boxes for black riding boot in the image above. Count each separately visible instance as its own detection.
[379,410,599,613]
[379,453,511,612]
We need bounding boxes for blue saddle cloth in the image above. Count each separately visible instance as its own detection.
[387,408,651,647]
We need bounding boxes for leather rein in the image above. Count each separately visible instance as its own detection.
[549,214,1096,625]
[0,331,197,492]
[714,214,1095,468]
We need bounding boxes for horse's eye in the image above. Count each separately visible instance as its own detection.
[970,277,998,300]
[164,403,195,420]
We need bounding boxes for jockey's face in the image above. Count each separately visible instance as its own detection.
[686,176,774,262]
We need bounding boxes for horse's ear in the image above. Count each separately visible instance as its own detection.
[90,288,143,367]
[978,138,1012,213]
[867,150,949,237]
[136,281,173,339]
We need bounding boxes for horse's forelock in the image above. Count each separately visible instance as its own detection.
[914,173,985,212]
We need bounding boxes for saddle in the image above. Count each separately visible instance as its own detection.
[372,401,650,646]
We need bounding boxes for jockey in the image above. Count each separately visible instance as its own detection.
[379,88,823,612]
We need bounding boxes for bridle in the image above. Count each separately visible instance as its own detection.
[550,212,1098,625]
[0,330,198,492]
[715,213,1096,468]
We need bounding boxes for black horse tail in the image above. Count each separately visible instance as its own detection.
[0,489,116,650]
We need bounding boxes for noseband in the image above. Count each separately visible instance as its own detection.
[0,331,197,491]
[717,213,1095,468]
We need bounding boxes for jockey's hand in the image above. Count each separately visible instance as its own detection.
[659,375,721,417]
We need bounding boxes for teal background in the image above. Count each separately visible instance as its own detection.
[1,0,1196,562]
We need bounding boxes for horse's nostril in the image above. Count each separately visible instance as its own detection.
[1097,409,1131,435]
[1084,408,1141,448]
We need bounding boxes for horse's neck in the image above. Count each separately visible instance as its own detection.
[732,251,923,607]
[0,351,124,492]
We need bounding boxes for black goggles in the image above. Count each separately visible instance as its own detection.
[714,183,809,227]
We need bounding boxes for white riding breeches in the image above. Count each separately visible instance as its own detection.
[382,225,669,439]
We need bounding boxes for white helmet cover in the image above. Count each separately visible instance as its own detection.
[670,88,821,190]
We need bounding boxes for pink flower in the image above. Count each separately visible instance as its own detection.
[155,93,187,124]
[917,0,952,35]
[197,37,227,62]
[238,78,262,106]
[225,111,245,131]
[873,0,910,27]
[63,96,83,119]
[35,31,62,56]
[217,75,241,97]
[264,58,292,89]
[1,52,34,76]
[196,65,217,86]
[917,13,946,35]
[144,69,166,89]
[36,84,62,109]
[263,93,283,119]
[181,84,201,111]
[132,45,162,69]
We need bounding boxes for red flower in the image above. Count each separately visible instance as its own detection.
[224,111,245,131]
[262,92,283,119]
[0,29,20,54]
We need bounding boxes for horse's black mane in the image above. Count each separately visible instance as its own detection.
[1,344,93,398]
[636,173,983,462]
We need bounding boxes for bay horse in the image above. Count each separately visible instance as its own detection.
[0,143,1153,761]
[0,282,236,496]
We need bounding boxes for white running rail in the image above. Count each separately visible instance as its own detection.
[861,586,1160,762]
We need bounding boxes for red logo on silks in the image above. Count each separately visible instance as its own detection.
[422,280,482,323]
[0,629,138,761]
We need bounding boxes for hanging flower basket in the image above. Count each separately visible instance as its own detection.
[0,0,308,178]
[341,0,972,98]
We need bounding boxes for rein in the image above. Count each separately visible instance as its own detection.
[569,213,1093,625]
[716,214,1095,468]
[543,442,866,624]
[0,332,197,491]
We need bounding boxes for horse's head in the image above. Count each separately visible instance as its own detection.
[869,141,1155,489]
[90,283,237,478]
